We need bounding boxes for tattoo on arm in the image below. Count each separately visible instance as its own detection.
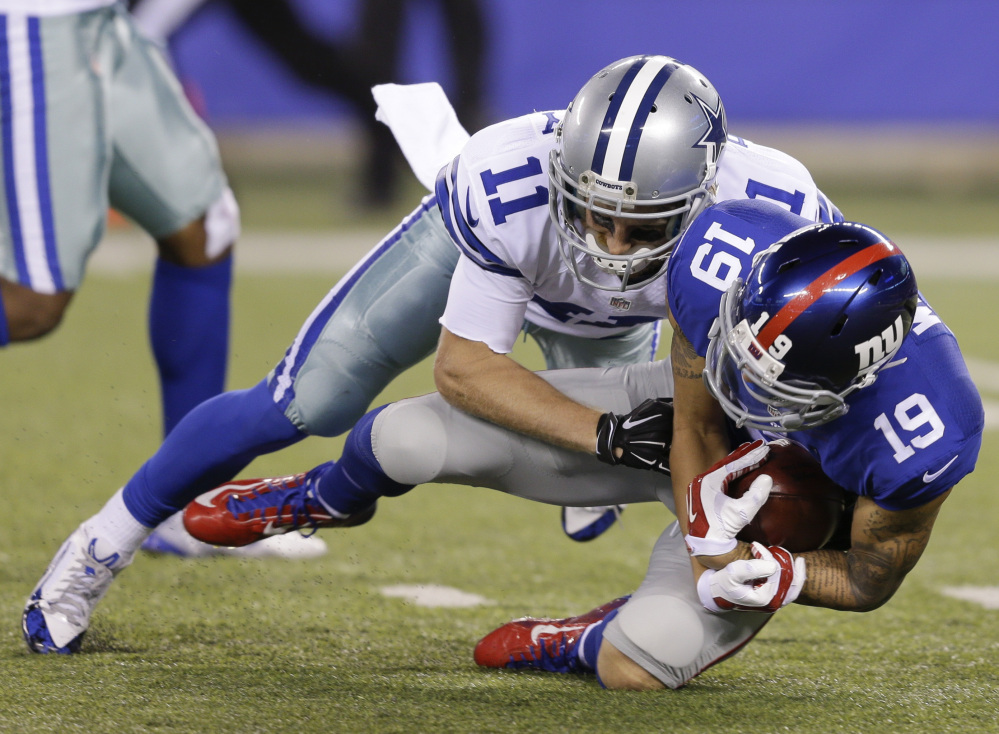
[798,493,948,611]
[671,327,703,381]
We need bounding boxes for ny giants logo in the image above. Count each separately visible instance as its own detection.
[855,315,905,372]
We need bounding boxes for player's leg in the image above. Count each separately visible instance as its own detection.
[24,195,460,651]
[597,522,771,689]
[529,321,663,541]
[104,10,236,436]
[473,522,771,689]
[182,359,675,546]
[269,195,457,436]
[0,10,109,345]
[98,9,258,557]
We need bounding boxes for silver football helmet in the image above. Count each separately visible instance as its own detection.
[549,55,727,291]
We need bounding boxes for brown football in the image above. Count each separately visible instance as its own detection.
[727,440,847,553]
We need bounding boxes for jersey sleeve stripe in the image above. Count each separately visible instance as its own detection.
[817,189,844,223]
[434,156,522,278]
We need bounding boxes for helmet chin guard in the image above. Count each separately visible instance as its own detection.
[548,55,727,292]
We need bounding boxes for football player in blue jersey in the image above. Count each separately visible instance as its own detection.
[22,55,845,654]
[473,205,982,690]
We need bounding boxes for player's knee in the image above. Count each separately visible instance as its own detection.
[609,595,706,687]
[158,187,240,266]
[0,283,72,341]
[291,367,371,438]
[370,400,448,485]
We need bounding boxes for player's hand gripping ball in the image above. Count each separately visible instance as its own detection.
[728,440,847,553]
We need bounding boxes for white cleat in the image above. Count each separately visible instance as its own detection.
[22,524,135,654]
[561,504,627,542]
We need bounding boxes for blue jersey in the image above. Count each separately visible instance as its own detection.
[667,200,984,511]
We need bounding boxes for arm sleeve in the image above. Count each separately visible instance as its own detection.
[440,255,534,354]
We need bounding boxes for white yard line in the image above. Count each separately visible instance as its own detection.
[379,584,495,608]
[941,586,999,610]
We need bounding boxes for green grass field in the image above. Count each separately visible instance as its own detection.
[2,184,998,733]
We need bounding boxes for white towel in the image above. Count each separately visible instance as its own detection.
[373,82,471,192]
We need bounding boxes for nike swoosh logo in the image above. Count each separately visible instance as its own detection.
[621,415,657,430]
[464,189,479,227]
[923,455,958,483]
[530,624,586,644]
[195,486,234,508]
[687,505,698,526]
[260,521,288,537]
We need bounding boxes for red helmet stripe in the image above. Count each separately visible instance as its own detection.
[756,241,898,349]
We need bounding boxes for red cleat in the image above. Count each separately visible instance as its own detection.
[474,596,629,673]
[183,469,375,547]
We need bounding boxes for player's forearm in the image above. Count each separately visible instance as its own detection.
[434,333,603,453]
[795,548,904,612]
[797,493,948,612]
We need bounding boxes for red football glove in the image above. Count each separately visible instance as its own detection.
[684,440,772,557]
[697,542,807,613]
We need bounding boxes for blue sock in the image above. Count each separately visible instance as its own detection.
[580,608,621,675]
[149,257,232,436]
[313,405,414,515]
[0,291,9,345]
[123,379,304,527]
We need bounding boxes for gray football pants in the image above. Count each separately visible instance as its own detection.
[369,358,769,689]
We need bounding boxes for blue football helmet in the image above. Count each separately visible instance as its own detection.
[549,55,727,291]
[704,222,919,431]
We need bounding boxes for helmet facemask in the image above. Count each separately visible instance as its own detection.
[549,150,712,292]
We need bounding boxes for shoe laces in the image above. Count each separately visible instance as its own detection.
[226,471,325,537]
[508,631,581,674]
[41,555,113,630]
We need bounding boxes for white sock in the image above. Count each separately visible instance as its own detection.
[84,488,153,553]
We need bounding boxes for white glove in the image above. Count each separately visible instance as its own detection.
[684,440,773,557]
[697,542,807,613]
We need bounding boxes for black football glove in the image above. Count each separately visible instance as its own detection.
[595,398,673,474]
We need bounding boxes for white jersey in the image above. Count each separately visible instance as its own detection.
[436,111,836,354]
[0,0,114,15]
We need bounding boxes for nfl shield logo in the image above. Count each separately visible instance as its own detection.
[609,296,632,311]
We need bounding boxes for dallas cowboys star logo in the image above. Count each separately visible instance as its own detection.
[691,94,726,166]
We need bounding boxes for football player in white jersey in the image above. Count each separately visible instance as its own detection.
[22,55,842,654]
